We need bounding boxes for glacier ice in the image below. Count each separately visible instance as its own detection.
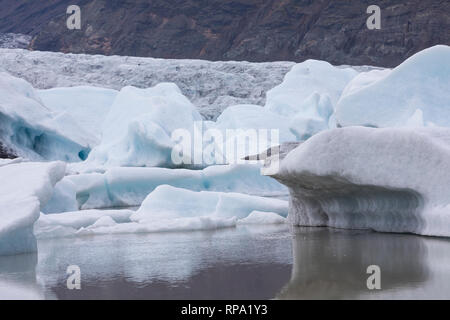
[268,126,450,237]
[34,183,288,238]
[336,45,450,128]
[83,83,203,168]
[131,185,288,223]
[265,60,358,117]
[34,209,133,239]
[0,161,65,255]
[214,104,296,145]
[38,86,118,141]
[49,164,287,211]
[41,179,78,214]
[0,48,295,120]
[0,72,95,162]
[237,211,287,225]
[263,59,358,139]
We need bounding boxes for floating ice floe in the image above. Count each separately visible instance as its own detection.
[237,211,287,225]
[35,186,288,238]
[335,45,450,128]
[38,86,118,141]
[0,72,95,162]
[34,209,133,239]
[132,185,289,222]
[267,126,450,237]
[0,161,65,255]
[45,164,287,212]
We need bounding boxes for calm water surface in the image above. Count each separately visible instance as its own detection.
[1,225,450,299]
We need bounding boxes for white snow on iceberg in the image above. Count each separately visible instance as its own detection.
[0,161,65,255]
[268,126,450,237]
[335,45,450,128]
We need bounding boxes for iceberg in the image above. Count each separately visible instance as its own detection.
[48,164,287,211]
[335,45,450,128]
[268,126,450,237]
[264,59,357,140]
[265,60,357,117]
[34,209,133,239]
[35,184,287,238]
[237,211,287,225]
[0,161,65,255]
[214,104,296,145]
[83,83,203,168]
[38,86,118,141]
[131,185,289,223]
[0,72,94,162]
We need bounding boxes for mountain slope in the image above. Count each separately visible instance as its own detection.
[0,0,449,66]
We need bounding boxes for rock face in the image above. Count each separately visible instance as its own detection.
[0,141,16,159]
[1,0,449,67]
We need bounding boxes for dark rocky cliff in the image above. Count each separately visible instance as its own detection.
[0,141,16,159]
[0,0,449,67]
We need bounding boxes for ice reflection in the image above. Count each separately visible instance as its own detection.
[278,227,450,299]
[0,253,53,299]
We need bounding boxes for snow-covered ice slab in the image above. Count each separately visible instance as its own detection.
[46,164,287,212]
[336,45,450,128]
[268,127,450,237]
[0,161,65,255]
[0,72,95,162]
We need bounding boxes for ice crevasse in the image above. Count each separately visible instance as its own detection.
[267,127,450,237]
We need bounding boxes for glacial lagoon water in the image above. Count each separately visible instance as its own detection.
[2,225,450,299]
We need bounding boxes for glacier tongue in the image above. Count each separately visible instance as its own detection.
[268,126,450,237]
[0,161,65,255]
[0,48,295,120]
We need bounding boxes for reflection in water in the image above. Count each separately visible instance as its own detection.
[2,225,450,299]
[35,225,292,299]
[0,254,54,299]
[278,227,450,299]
